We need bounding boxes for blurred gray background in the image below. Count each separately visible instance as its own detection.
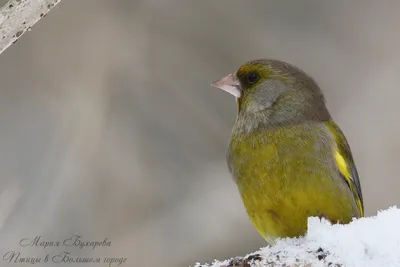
[0,0,399,266]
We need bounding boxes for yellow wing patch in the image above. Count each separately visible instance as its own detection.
[334,150,350,180]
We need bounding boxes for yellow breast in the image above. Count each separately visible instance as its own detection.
[227,124,358,242]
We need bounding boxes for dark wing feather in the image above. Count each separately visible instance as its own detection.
[325,120,364,217]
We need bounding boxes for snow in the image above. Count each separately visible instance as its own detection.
[195,207,400,267]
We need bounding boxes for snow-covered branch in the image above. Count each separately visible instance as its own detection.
[195,207,400,267]
[0,0,61,55]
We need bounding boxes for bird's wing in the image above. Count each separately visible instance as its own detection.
[324,120,364,217]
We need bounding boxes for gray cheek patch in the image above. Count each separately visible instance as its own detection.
[247,80,287,113]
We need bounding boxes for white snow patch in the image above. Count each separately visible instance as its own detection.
[195,207,400,267]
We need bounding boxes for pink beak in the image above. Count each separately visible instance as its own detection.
[211,73,241,98]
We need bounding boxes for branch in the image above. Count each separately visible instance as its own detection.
[0,0,62,55]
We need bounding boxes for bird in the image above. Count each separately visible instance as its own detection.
[212,59,364,244]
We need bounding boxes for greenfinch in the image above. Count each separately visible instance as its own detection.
[212,59,364,244]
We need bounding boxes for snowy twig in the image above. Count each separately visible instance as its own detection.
[195,247,338,267]
[195,207,400,267]
[0,0,62,55]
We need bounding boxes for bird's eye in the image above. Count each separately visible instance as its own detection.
[246,72,259,84]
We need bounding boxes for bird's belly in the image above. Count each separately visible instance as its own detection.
[233,149,355,242]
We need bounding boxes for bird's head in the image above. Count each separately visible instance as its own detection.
[212,59,331,129]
